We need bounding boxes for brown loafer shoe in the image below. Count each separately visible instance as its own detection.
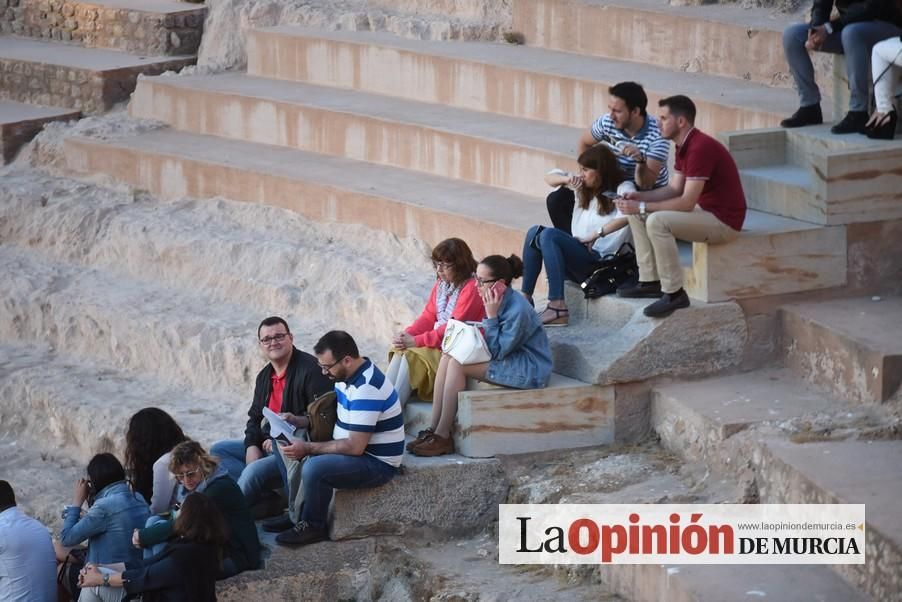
[411,433,454,457]
[405,427,434,452]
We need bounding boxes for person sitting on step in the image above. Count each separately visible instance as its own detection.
[124,407,188,516]
[549,81,669,233]
[780,0,902,133]
[615,95,747,318]
[865,33,902,139]
[521,144,635,327]
[210,316,332,518]
[409,255,553,457]
[134,441,260,579]
[275,330,403,546]
[386,238,486,406]
[0,480,56,602]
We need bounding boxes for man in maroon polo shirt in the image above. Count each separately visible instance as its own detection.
[614,95,747,318]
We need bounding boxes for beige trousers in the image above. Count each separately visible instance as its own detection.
[274,436,307,524]
[628,208,739,293]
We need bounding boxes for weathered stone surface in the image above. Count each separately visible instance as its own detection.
[0,98,78,163]
[548,286,747,385]
[781,297,902,404]
[217,538,373,600]
[329,454,508,540]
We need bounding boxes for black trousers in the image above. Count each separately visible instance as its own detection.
[546,187,575,235]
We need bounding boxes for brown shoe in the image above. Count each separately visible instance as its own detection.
[405,427,434,452]
[411,433,454,457]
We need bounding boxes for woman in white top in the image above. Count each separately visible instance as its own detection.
[521,145,634,326]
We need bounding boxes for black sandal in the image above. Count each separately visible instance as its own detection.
[539,306,569,327]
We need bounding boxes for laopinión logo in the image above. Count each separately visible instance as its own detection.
[499,504,865,565]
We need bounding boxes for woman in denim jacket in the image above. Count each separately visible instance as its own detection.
[410,254,552,457]
[58,453,150,601]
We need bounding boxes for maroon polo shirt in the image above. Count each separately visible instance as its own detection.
[674,128,747,231]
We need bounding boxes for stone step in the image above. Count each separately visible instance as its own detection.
[651,367,844,473]
[128,72,577,197]
[684,210,846,302]
[550,286,747,385]
[403,373,614,458]
[63,128,546,262]
[650,368,901,600]
[0,169,428,351]
[6,0,205,56]
[723,126,902,225]
[245,26,797,133]
[755,438,902,601]
[512,0,834,92]
[0,98,78,162]
[0,341,241,464]
[598,563,868,602]
[780,297,902,404]
[329,452,509,540]
[0,34,195,113]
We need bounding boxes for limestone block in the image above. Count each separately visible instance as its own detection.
[548,288,747,385]
[329,455,508,540]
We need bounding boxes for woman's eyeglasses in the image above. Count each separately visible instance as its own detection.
[432,261,453,270]
[476,277,499,286]
[173,468,201,481]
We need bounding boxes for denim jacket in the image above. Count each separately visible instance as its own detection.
[60,481,150,565]
[483,288,553,389]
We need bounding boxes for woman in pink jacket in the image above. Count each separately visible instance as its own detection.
[387,238,486,408]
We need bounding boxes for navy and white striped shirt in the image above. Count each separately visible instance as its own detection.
[334,359,404,467]
[590,113,670,189]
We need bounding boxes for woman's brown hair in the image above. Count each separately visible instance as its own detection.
[173,492,229,547]
[168,440,219,479]
[479,254,524,285]
[431,238,478,286]
[576,145,625,215]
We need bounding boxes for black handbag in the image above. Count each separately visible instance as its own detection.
[580,243,638,299]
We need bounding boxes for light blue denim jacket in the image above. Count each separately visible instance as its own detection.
[483,288,553,389]
[60,480,150,565]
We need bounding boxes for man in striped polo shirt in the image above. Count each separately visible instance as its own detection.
[275,330,403,546]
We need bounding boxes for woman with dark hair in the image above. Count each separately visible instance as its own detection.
[522,145,634,326]
[134,441,260,580]
[58,453,150,601]
[409,255,552,457]
[387,237,486,407]
[124,408,187,515]
[78,492,227,602]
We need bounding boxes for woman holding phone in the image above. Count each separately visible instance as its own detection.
[409,254,552,457]
[522,144,634,326]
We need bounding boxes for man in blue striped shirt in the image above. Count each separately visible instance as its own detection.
[276,330,403,546]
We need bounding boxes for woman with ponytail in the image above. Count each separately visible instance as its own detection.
[409,254,552,457]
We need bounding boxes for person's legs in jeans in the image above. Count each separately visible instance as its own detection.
[210,439,246,483]
[538,227,600,302]
[545,187,575,234]
[841,21,902,111]
[237,453,282,506]
[300,454,397,530]
[521,224,545,302]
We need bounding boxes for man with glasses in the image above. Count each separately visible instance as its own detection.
[210,316,332,515]
[274,330,403,546]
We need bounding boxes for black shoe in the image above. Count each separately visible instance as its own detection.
[249,492,286,521]
[617,280,663,299]
[780,104,823,128]
[275,521,329,547]
[261,513,294,533]
[865,110,897,140]
[643,289,691,318]
[830,110,868,134]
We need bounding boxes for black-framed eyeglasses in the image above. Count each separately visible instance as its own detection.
[259,332,289,345]
[318,356,346,372]
[432,260,453,270]
[476,277,499,286]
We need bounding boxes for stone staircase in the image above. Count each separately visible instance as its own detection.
[0,0,205,162]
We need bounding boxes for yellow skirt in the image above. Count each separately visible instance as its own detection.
[388,346,442,402]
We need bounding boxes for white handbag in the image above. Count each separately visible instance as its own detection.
[441,319,491,365]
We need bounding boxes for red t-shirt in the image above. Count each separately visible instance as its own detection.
[674,128,746,231]
[268,370,286,414]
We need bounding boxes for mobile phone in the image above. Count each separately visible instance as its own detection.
[601,191,620,201]
[491,280,508,296]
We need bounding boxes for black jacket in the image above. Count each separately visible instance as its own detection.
[811,0,902,30]
[243,346,333,450]
[123,541,218,602]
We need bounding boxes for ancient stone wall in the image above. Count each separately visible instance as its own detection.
[1,0,205,56]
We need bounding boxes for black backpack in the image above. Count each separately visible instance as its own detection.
[580,243,638,299]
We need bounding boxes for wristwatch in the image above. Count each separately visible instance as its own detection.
[595,226,606,238]
[639,201,647,216]
[823,21,833,34]
[103,572,111,587]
